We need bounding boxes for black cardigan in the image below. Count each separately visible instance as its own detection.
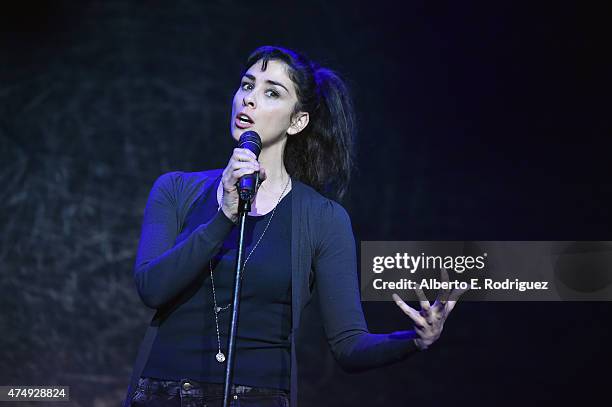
[124,169,419,406]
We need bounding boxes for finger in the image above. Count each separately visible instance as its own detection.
[449,286,469,302]
[443,286,469,314]
[392,293,428,327]
[436,266,451,306]
[225,168,259,188]
[231,148,257,162]
[233,147,257,161]
[221,169,237,189]
[414,287,431,312]
[232,165,259,175]
[231,167,259,180]
[446,300,458,314]
[230,159,259,171]
[230,154,256,167]
[230,160,260,172]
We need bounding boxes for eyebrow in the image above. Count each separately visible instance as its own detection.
[243,73,289,93]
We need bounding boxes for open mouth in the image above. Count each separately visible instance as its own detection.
[236,113,254,124]
[235,113,254,129]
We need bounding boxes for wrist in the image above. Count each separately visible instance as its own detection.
[220,205,238,224]
[413,338,427,351]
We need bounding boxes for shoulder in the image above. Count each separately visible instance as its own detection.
[152,169,222,192]
[154,168,222,186]
[148,169,222,214]
[293,179,352,228]
[292,181,355,259]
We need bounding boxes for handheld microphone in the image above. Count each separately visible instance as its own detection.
[237,131,262,201]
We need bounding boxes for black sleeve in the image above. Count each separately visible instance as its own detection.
[133,172,235,308]
[313,200,420,373]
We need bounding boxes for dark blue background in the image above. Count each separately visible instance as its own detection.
[1,1,610,405]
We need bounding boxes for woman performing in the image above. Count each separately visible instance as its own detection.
[125,45,464,407]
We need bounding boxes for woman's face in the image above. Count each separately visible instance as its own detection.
[230,59,307,145]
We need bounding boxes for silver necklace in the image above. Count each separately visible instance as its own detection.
[209,177,291,363]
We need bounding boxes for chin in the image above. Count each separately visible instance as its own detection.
[230,126,240,141]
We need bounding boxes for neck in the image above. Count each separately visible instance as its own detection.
[258,138,290,192]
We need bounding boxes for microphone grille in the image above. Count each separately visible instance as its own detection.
[238,131,262,157]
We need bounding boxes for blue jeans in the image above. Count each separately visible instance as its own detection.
[130,377,290,407]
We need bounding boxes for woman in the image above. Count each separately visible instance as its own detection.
[125,45,463,407]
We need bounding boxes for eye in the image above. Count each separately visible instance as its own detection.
[265,89,280,98]
[240,81,279,98]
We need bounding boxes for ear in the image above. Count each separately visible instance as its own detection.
[287,112,309,135]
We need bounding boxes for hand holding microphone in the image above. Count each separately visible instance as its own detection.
[220,131,264,223]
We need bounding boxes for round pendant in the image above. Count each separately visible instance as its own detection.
[216,352,225,363]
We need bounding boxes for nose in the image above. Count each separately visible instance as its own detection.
[243,91,256,108]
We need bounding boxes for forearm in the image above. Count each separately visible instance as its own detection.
[333,330,420,373]
[134,210,234,308]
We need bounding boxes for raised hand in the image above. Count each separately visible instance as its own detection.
[392,267,468,350]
